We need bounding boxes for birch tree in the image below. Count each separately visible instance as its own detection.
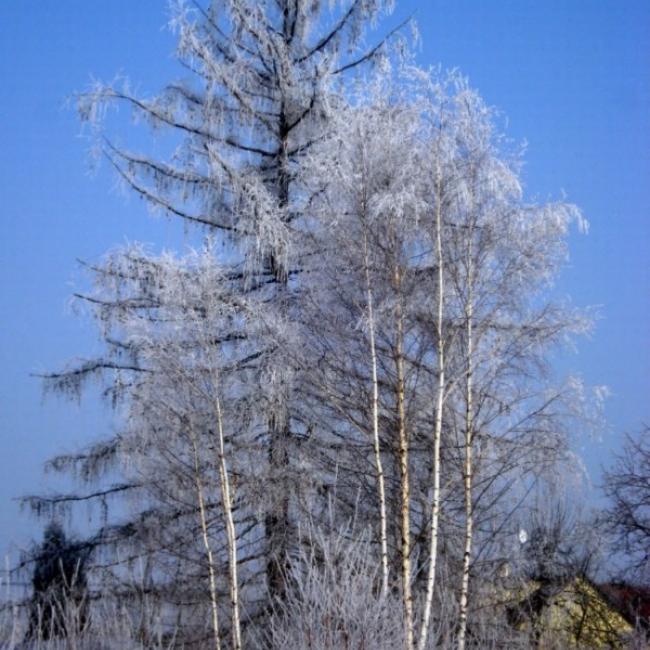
[298,69,590,648]
[417,89,451,650]
[302,87,429,647]
[120,248,246,649]
[54,246,258,645]
[303,74,457,648]
[435,83,590,649]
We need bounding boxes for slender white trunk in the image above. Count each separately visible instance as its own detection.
[395,268,414,649]
[190,435,222,650]
[214,394,242,650]
[363,229,390,597]
[457,242,474,650]
[417,171,445,650]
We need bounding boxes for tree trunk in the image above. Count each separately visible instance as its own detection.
[363,228,390,597]
[266,96,292,602]
[418,169,445,650]
[457,240,474,650]
[190,433,222,650]
[395,267,414,649]
[215,394,242,650]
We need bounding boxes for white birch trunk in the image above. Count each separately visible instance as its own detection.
[395,268,414,649]
[417,170,445,650]
[457,238,474,650]
[214,394,242,650]
[190,435,222,650]
[363,229,390,597]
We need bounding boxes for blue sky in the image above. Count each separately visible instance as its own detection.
[1,1,648,558]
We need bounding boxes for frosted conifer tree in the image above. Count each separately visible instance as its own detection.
[32,0,407,638]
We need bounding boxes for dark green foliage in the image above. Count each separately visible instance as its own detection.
[26,522,89,640]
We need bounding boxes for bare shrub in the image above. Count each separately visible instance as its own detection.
[257,516,406,650]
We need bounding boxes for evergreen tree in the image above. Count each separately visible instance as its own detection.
[26,522,89,640]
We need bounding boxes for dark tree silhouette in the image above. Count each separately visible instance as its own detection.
[603,425,650,581]
[26,522,89,640]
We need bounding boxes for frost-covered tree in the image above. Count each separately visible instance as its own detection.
[302,85,431,646]
[106,247,251,649]
[602,426,650,582]
[22,4,599,647]
[32,0,406,625]
[432,82,590,650]
[301,70,592,649]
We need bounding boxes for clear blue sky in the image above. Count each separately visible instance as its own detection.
[1,1,648,559]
